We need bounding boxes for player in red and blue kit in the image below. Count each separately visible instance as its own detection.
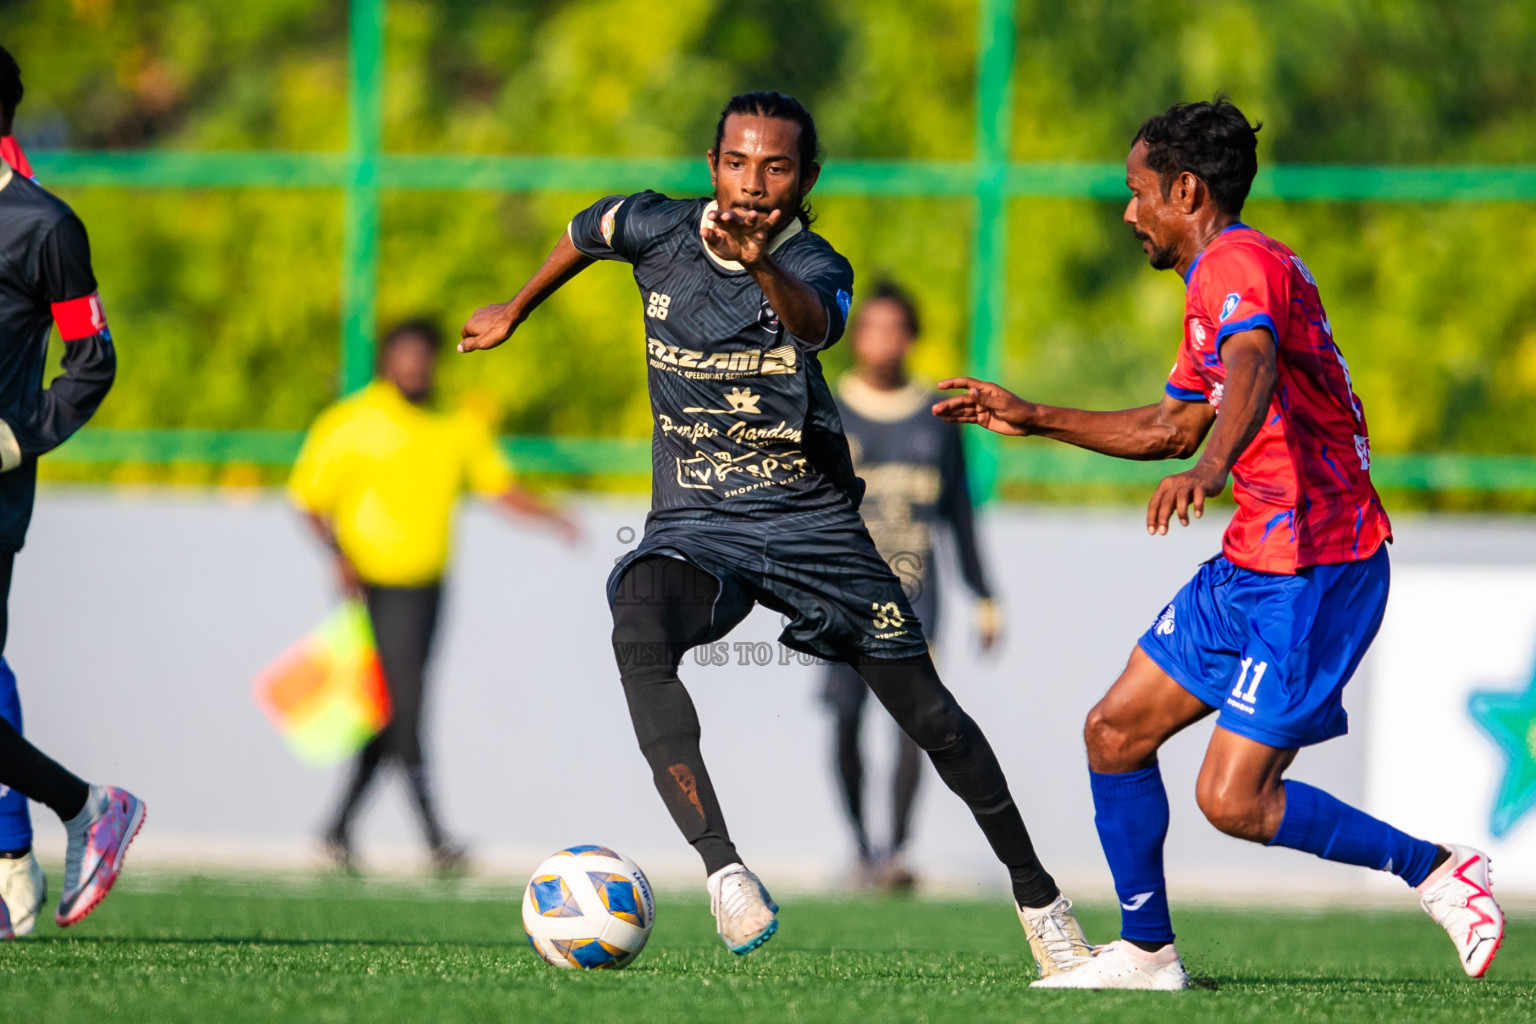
[936,99,1503,988]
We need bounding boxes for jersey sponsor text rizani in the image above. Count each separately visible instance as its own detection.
[569,191,860,520]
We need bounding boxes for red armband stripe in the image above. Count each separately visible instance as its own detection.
[51,293,110,342]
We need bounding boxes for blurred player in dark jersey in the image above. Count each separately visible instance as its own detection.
[822,281,999,890]
[461,91,1089,975]
[0,45,145,939]
[937,98,1503,989]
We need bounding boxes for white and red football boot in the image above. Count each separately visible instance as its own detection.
[1418,844,1503,978]
[56,785,145,928]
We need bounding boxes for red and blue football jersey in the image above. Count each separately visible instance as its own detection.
[1168,225,1391,574]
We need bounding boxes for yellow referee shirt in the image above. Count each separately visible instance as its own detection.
[289,381,514,587]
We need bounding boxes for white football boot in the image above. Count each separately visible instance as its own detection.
[706,863,778,954]
[1418,844,1503,978]
[1018,894,1093,978]
[1030,939,1189,990]
[57,785,146,928]
[0,851,45,936]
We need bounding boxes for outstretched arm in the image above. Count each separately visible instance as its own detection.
[932,378,1216,461]
[495,485,581,545]
[459,229,595,353]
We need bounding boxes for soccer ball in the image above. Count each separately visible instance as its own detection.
[522,845,655,969]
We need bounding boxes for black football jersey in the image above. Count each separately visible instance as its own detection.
[0,160,117,551]
[835,375,993,613]
[569,191,862,519]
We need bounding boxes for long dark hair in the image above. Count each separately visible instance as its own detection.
[712,90,820,226]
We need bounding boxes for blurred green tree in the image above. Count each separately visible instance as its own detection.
[6,0,1536,496]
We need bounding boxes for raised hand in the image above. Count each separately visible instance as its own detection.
[459,302,519,353]
[700,206,783,267]
[932,377,1037,436]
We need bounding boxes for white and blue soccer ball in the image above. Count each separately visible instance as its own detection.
[522,845,655,969]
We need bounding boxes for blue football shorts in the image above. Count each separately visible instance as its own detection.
[1137,544,1390,749]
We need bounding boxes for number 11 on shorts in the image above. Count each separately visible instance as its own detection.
[1232,657,1267,704]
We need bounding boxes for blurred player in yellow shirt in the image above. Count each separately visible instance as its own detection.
[291,319,577,873]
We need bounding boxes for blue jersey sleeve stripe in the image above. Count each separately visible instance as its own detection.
[1216,313,1278,348]
[1165,383,1206,402]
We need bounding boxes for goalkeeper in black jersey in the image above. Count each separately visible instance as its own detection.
[461,91,1088,974]
[0,45,144,938]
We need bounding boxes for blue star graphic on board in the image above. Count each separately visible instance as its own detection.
[1468,662,1536,838]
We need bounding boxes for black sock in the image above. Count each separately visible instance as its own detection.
[851,651,1059,909]
[611,556,741,877]
[1428,844,1452,874]
[0,715,87,821]
[619,663,740,874]
[1126,937,1171,952]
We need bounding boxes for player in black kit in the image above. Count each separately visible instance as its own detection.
[0,46,145,938]
[461,91,1088,973]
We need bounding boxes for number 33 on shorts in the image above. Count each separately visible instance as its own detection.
[871,601,905,630]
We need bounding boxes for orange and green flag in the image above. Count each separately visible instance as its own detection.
[254,602,391,765]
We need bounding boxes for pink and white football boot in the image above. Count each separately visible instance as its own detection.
[1418,844,1503,978]
[56,785,145,928]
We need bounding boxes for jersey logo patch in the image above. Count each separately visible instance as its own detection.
[1220,293,1241,322]
[757,299,780,333]
[600,201,622,244]
[646,292,671,320]
[683,387,762,416]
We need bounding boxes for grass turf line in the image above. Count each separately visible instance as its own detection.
[0,875,1528,1023]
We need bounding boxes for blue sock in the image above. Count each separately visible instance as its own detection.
[1090,763,1174,944]
[0,659,33,852]
[1268,780,1438,887]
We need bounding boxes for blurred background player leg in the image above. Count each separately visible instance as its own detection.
[0,658,45,936]
[324,582,459,873]
[820,661,876,885]
[825,281,1004,894]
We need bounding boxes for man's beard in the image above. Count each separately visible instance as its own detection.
[1135,229,1179,271]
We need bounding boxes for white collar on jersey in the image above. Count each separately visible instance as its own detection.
[836,372,931,422]
[698,200,804,271]
[0,163,12,195]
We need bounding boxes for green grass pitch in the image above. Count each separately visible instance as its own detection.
[0,874,1528,1023]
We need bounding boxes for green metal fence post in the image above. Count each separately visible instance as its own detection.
[340,0,385,394]
[965,0,1017,502]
